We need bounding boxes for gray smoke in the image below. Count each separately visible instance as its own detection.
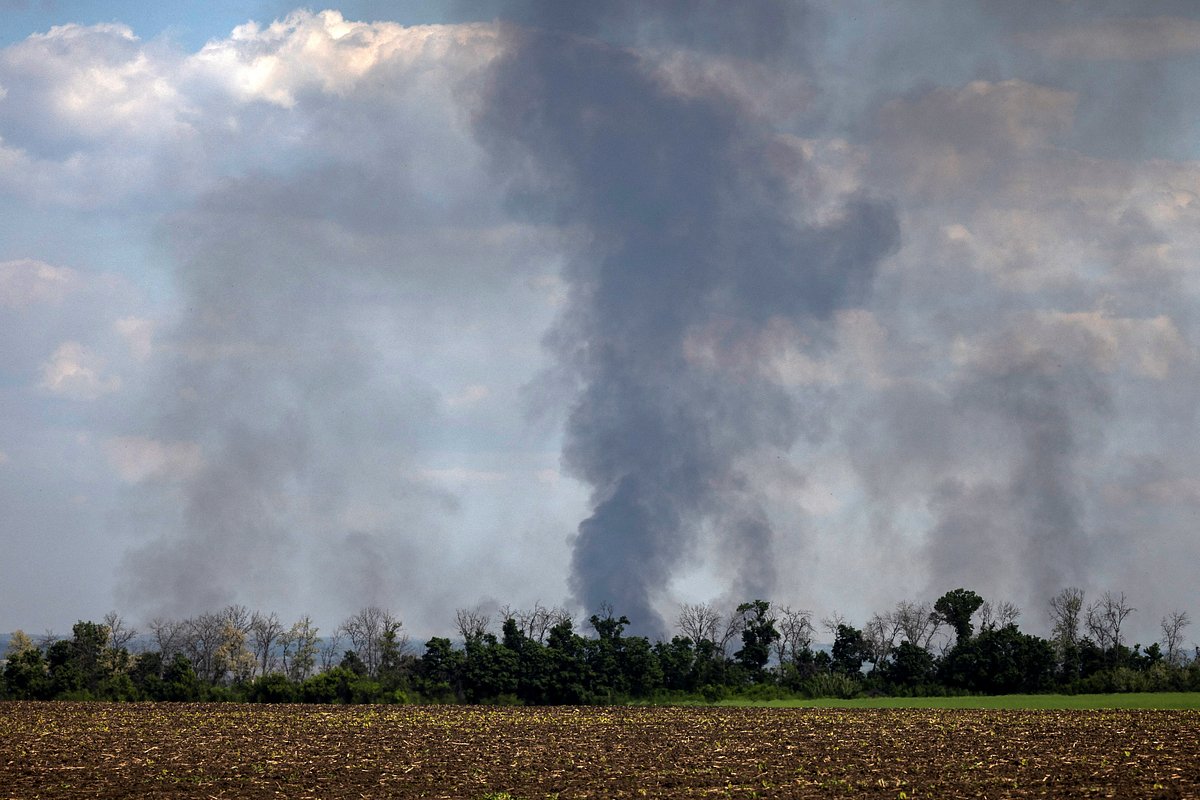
[117,179,453,618]
[928,356,1111,607]
[476,10,898,634]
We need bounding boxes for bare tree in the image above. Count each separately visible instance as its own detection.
[342,606,403,677]
[774,606,814,667]
[505,602,570,643]
[183,612,226,682]
[101,611,138,658]
[454,607,492,643]
[250,611,284,677]
[863,611,901,664]
[676,602,722,645]
[148,617,187,665]
[318,626,345,673]
[820,612,847,641]
[1086,591,1135,652]
[892,600,943,650]
[1161,610,1191,667]
[221,604,254,635]
[978,601,1021,632]
[37,630,61,650]
[716,607,744,657]
[1048,587,1085,651]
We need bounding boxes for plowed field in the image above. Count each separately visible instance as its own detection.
[2,702,1197,798]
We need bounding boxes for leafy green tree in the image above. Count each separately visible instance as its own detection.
[377,626,413,692]
[692,638,733,689]
[299,666,356,703]
[881,641,936,690]
[162,653,202,701]
[502,617,552,703]
[654,636,697,692]
[462,633,519,702]
[247,673,297,703]
[129,651,164,699]
[339,650,368,677]
[3,647,50,699]
[544,619,589,704]
[47,639,86,697]
[417,637,465,701]
[44,621,113,698]
[587,609,632,698]
[831,624,868,675]
[934,588,984,645]
[939,624,1056,694]
[734,600,779,680]
[620,635,663,698]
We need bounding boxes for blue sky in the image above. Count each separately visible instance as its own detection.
[2,2,1200,649]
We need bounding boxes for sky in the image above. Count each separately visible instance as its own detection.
[2,1,1199,648]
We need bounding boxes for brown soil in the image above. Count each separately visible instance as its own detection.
[1,702,1197,798]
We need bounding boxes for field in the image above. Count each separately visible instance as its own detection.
[718,692,1200,710]
[2,702,1198,798]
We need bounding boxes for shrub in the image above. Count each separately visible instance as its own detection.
[248,673,297,703]
[802,672,861,699]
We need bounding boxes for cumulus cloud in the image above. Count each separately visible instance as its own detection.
[0,10,502,207]
[0,258,80,307]
[37,341,121,399]
[188,10,500,108]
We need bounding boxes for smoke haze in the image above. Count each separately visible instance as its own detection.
[1,2,1199,646]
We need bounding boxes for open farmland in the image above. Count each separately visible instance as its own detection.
[2,702,1198,799]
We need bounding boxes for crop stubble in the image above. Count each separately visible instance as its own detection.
[1,702,1196,798]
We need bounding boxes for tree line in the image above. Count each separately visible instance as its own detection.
[2,588,1197,704]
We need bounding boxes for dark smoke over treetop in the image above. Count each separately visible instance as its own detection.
[477,24,898,634]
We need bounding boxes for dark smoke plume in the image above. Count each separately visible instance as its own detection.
[477,12,898,634]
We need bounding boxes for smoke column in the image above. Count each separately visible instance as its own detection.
[476,8,899,634]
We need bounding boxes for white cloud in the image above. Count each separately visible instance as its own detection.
[104,436,204,484]
[37,341,121,399]
[1020,17,1200,61]
[0,258,80,307]
[2,22,192,143]
[0,12,500,207]
[187,10,500,108]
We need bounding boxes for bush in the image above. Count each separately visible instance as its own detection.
[735,683,792,702]
[300,667,357,704]
[248,673,297,703]
[801,672,861,699]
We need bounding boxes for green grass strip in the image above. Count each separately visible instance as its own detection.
[716,692,1200,710]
